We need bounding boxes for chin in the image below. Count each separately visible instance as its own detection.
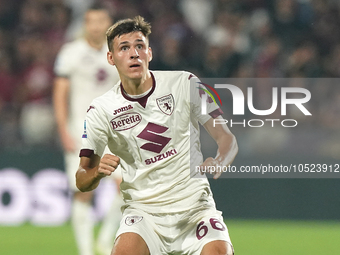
[129,72,143,80]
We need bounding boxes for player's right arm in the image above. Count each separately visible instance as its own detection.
[77,100,116,192]
[76,153,120,192]
[53,77,76,152]
[53,43,77,152]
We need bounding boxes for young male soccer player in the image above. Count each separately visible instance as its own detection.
[53,5,122,255]
[76,16,238,255]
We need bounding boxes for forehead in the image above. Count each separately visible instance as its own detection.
[113,31,148,46]
[85,10,110,21]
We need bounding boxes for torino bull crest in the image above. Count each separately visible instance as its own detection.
[156,94,175,115]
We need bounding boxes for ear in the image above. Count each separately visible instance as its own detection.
[148,47,153,62]
[107,51,115,66]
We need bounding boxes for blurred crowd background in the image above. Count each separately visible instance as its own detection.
[0,0,339,158]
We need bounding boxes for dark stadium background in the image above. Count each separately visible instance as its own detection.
[0,1,340,254]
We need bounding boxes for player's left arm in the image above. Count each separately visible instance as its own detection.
[202,116,238,179]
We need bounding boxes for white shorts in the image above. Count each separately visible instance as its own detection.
[115,207,233,255]
[65,147,122,191]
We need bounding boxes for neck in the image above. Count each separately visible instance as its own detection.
[86,37,104,50]
[121,71,152,95]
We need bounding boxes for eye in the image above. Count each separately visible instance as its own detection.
[136,44,143,50]
[121,46,129,51]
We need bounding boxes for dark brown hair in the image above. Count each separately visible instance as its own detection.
[106,16,151,51]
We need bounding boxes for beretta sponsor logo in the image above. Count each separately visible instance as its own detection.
[110,112,142,131]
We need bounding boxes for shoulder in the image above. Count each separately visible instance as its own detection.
[92,87,114,104]
[90,83,121,107]
[86,92,110,118]
[151,70,196,85]
[55,39,88,72]
[86,84,125,121]
[58,38,87,55]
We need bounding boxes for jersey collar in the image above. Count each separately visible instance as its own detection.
[120,72,156,108]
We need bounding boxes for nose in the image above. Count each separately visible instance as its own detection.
[130,48,139,59]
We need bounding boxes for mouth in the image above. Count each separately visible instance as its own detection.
[129,64,141,68]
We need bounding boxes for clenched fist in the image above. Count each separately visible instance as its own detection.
[200,157,222,180]
[97,154,120,177]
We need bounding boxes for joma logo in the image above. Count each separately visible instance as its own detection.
[113,105,133,115]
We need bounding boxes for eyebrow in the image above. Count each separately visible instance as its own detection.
[118,41,129,46]
[118,39,145,47]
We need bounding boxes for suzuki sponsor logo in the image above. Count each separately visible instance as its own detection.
[145,148,178,165]
[137,123,171,154]
[110,112,142,131]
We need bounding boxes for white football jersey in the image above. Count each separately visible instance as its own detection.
[54,38,120,145]
[81,71,222,213]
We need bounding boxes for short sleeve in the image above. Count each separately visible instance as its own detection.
[189,74,223,125]
[54,44,74,77]
[80,104,108,157]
